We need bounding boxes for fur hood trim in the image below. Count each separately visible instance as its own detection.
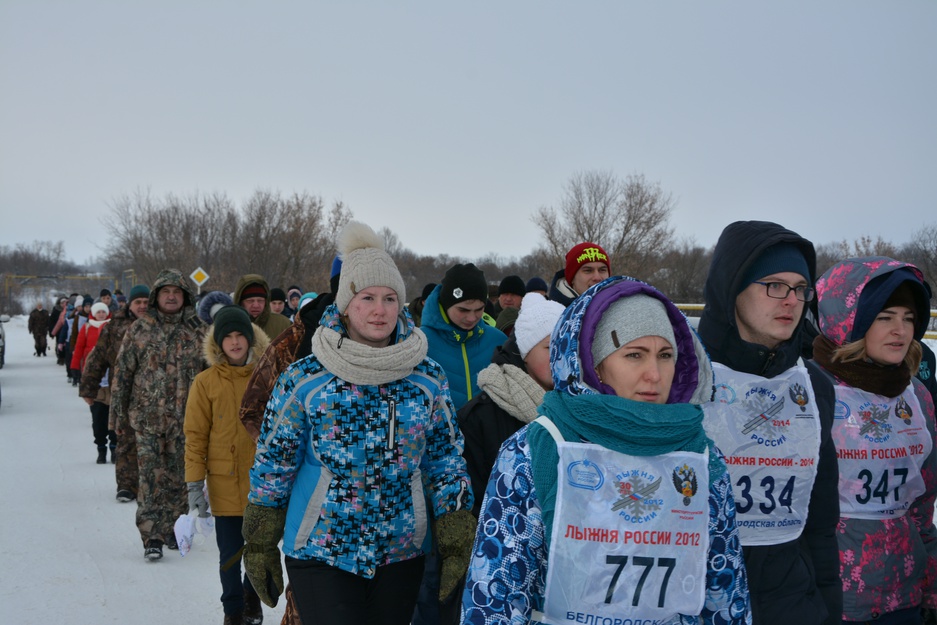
[202,322,271,366]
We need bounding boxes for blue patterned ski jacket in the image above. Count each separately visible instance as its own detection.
[461,276,751,625]
[248,304,473,578]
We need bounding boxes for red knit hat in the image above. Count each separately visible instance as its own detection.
[240,283,267,301]
[565,242,610,284]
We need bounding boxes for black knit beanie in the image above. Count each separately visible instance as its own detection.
[439,263,488,310]
[498,275,526,297]
[213,305,254,347]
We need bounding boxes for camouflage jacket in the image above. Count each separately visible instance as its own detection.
[111,270,207,434]
[79,306,139,402]
[238,293,331,440]
[238,314,306,441]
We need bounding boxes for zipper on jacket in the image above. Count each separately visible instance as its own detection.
[461,343,472,402]
[387,398,397,452]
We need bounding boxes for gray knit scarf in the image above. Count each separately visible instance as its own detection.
[477,363,545,424]
[310,324,429,385]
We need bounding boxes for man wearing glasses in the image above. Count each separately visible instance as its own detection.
[698,221,842,625]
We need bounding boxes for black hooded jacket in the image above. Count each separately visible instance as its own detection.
[699,221,842,625]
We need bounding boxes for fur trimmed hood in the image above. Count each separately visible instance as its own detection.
[198,290,234,325]
[202,322,270,367]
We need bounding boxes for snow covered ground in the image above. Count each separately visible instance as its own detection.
[0,315,287,625]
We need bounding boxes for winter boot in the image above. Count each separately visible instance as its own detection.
[144,539,163,561]
[116,489,135,503]
[109,445,116,464]
[96,447,107,464]
[244,591,263,625]
[223,613,244,625]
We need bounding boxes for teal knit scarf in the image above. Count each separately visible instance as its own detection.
[527,391,723,550]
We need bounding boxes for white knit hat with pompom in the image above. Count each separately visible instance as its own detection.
[335,221,406,313]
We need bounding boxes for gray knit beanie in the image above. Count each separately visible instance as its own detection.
[335,221,406,313]
[591,294,677,366]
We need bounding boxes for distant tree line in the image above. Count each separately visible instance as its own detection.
[2,172,936,316]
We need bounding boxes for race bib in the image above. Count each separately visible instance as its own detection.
[833,383,930,519]
[538,418,710,624]
[703,362,820,545]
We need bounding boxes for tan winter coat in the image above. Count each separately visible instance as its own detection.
[183,325,270,517]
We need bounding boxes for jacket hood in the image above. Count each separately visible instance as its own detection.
[547,268,577,307]
[202,321,271,366]
[698,221,816,375]
[551,276,713,404]
[197,290,234,325]
[234,274,273,327]
[149,268,197,310]
[816,256,931,345]
[421,284,496,344]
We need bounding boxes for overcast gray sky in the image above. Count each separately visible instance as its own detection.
[1,2,934,265]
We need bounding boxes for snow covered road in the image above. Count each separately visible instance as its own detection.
[0,315,287,625]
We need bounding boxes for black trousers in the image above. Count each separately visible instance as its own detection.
[285,554,425,625]
[89,401,116,449]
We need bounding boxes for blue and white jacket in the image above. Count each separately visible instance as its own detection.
[420,284,507,410]
[248,304,473,578]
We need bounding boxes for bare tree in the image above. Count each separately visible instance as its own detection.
[815,235,901,278]
[901,223,937,301]
[101,188,352,294]
[651,239,712,304]
[533,171,676,281]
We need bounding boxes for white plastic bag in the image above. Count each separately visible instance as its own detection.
[173,511,216,556]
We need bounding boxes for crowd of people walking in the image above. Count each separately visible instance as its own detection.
[22,218,937,625]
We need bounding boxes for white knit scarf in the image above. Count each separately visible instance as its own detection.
[476,363,545,424]
[310,324,428,385]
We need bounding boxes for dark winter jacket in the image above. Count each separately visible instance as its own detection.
[420,284,507,409]
[28,308,50,336]
[233,274,291,342]
[457,336,543,517]
[48,303,64,337]
[919,342,937,408]
[698,221,842,625]
[547,268,577,307]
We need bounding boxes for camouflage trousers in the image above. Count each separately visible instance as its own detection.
[134,425,187,545]
[115,424,139,495]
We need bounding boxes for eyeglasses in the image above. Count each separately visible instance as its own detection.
[752,281,816,302]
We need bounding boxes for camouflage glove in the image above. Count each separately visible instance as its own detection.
[242,503,287,608]
[436,509,477,602]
